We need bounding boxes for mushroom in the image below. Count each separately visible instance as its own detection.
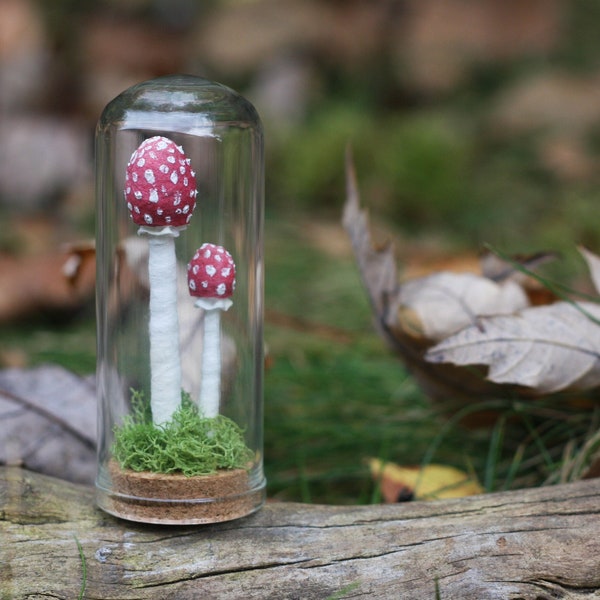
[187,243,236,418]
[124,136,197,426]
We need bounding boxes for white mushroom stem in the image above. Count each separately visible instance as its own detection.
[194,297,233,418]
[139,225,184,426]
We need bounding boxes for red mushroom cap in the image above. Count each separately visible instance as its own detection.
[124,136,197,228]
[187,243,236,299]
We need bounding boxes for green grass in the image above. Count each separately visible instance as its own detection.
[263,215,600,502]
[74,535,87,600]
[0,317,96,375]
[264,217,480,502]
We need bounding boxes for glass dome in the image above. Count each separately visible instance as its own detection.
[95,75,265,524]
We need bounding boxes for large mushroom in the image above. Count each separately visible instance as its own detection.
[187,243,236,418]
[125,135,197,426]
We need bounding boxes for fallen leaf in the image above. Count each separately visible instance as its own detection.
[343,150,529,345]
[343,152,600,401]
[397,271,529,342]
[0,365,96,484]
[343,152,532,402]
[0,243,96,324]
[426,301,600,393]
[369,458,483,502]
[342,148,399,325]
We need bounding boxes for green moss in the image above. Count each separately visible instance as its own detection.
[112,391,253,476]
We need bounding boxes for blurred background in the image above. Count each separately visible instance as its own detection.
[1,0,600,501]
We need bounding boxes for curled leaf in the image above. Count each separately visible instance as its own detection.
[397,271,529,342]
[426,301,600,393]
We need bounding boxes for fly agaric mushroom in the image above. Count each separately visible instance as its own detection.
[125,136,198,426]
[187,243,236,418]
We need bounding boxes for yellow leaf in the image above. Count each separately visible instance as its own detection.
[369,458,483,502]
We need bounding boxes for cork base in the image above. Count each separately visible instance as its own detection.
[98,460,265,525]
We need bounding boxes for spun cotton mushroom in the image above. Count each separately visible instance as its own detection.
[125,136,197,425]
[187,243,236,418]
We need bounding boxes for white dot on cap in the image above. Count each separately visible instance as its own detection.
[205,265,217,277]
[216,283,226,296]
[144,214,153,224]
[144,169,155,184]
[149,189,159,203]
[159,164,169,174]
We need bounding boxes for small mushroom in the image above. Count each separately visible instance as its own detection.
[124,136,198,426]
[187,243,236,418]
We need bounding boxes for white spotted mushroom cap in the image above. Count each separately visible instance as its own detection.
[187,243,236,309]
[124,136,197,228]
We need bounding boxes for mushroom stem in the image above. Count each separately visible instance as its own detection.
[146,232,181,426]
[199,307,222,418]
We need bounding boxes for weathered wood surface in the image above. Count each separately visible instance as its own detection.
[1,467,599,599]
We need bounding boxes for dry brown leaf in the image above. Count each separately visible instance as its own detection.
[369,458,483,502]
[342,150,528,344]
[343,152,530,402]
[426,302,600,393]
[426,248,600,393]
[397,271,529,342]
[0,365,96,483]
[0,243,96,323]
[343,153,600,401]
[342,149,399,324]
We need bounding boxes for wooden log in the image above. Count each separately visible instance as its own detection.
[1,467,599,599]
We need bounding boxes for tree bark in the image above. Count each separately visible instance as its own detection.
[1,467,599,599]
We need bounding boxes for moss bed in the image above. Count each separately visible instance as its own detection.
[112,391,253,476]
